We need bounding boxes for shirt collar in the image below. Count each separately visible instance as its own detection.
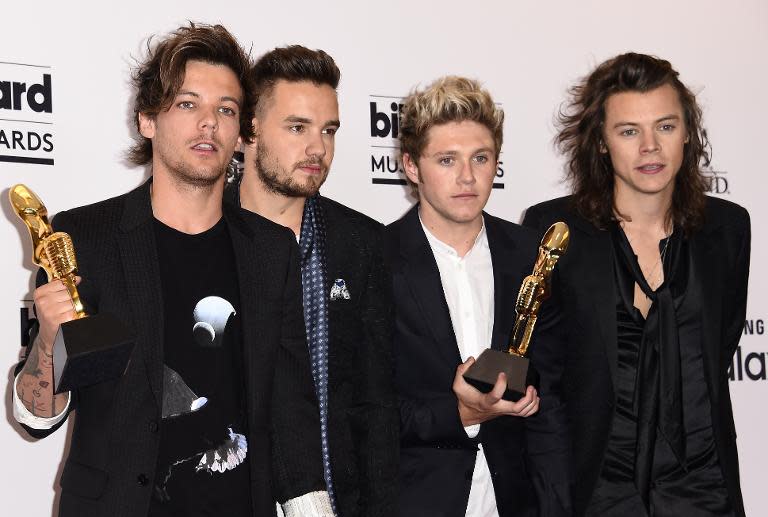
[419,214,488,259]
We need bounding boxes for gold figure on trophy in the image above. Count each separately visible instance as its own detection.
[10,184,85,317]
[9,184,134,393]
[508,222,569,357]
[463,221,569,400]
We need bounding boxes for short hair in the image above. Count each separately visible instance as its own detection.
[250,45,340,117]
[399,76,504,163]
[556,52,710,234]
[127,22,255,166]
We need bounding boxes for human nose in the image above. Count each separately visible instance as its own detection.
[198,106,218,134]
[640,130,660,154]
[306,130,327,159]
[457,159,476,185]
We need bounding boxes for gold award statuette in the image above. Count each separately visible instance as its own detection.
[10,184,134,393]
[463,222,569,401]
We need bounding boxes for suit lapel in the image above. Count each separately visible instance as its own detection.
[224,204,263,409]
[485,215,522,352]
[118,180,165,409]
[571,218,619,388]
[691,223,723,407]
[399,206,462,368]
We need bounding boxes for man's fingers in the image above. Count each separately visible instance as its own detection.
[455,357,475,377]
[482,372,506,406]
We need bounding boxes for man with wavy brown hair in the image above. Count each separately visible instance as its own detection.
[12,23,329,517]
[524,53,750,517]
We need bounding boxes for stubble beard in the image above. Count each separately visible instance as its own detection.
[254,143,326,198]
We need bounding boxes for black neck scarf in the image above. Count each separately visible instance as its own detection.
[610,223,688,509]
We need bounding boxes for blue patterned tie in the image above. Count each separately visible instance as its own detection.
[299,195,336,514]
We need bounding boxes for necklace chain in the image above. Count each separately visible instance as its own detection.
[622,222,671,292]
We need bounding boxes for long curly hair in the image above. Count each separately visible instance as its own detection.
[556,53,710,233]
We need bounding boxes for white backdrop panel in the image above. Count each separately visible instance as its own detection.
[1,1,765,515]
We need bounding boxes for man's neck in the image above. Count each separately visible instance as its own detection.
[150,170,224,234]
[614,186,673,237]
[240,170,306,236]
[418,205,483,258]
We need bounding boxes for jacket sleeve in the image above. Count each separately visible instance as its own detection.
[723,207,751,359]
[350,232,399,516]
[271,237,327,502]
[13,212,79,439]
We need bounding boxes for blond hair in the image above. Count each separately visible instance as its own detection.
[399,76,504,164]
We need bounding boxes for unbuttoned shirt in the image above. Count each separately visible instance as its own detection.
[421,217,499,517]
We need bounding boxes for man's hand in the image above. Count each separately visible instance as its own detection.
[453,357,540,427]
[15,277,79,418]
[33,277,80,352]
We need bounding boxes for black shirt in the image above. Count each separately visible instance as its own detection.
[149,218,251,516]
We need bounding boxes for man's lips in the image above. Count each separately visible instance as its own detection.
[191,141,218,153]
[636,162,665,174]
[297,163,324,175]
[452,192,478,199]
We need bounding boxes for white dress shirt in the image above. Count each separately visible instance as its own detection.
[422,218,500,517]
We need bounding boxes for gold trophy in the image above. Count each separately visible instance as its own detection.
[463,222,569,401]
[10,184,134,393]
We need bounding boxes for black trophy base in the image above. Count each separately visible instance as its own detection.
[52,313,135,394]
[463,349,540,401]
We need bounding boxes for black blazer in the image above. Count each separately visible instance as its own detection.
[16,180,325,517]
[385,206,571,517]
[316,196,399,517]
[224,184,400,517]
[522,195,750,517]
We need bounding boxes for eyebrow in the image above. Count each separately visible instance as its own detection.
[612,114,681,129]
[431,146,495,156]
[177,91,242,108]
[284,115,341,128]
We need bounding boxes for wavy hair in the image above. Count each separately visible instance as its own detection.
[556,52,710,233]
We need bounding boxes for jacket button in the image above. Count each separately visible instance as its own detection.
[137,474,148,486]
[148,420,158,433]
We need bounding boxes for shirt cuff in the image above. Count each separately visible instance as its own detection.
[281,491,334,517]
[13,371,70,429]
[464,423,480,439]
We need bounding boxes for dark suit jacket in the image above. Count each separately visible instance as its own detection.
[317,196,399,517]
[522,195,750,517]
[225,184,399,517]
[385,205,571,517]
[16,179,326,517]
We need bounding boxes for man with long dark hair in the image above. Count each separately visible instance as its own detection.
[524,53,750,516]
[13,23,329,516]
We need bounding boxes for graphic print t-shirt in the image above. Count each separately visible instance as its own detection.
[149,218,251,516]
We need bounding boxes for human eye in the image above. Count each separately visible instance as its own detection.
[177,100,195,110]
[219,106,237,116]
[438,156,454,166]
[289,124,305,134]
[322,126,338,136]
[474,154,490,164]
[658,123,676,132]
[620,128,638,137]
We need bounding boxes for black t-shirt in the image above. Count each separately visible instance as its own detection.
[149,218,251,516]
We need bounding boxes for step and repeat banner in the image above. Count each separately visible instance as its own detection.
[2,1,765,514]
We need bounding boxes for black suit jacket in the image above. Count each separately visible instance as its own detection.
[385,206,571,517]
[16,180,325,517]
[522,195,750,517]
[316,196,399,517]
[225,184,399,517]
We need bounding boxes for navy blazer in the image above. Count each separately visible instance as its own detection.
[523,195,750,517]
[385,205,571,517]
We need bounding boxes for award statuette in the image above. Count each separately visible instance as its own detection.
[10,184,134,394]
[463,222,569,401]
